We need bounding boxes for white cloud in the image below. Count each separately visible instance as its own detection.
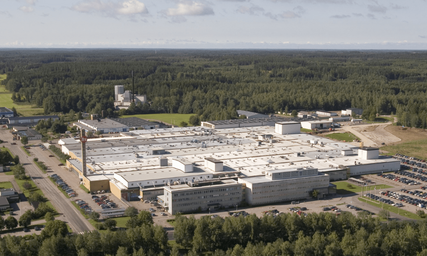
[19,6,34,13]
[166,2,214,16]
[236,5,264,15]
[331,14,350,18]
[117,0,147,14]
[25,0,37,4]
[279,11,300,18]
[72,0,148,16]
[368,4,387,13]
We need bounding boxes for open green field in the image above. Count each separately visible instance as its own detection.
[111,216,130,228]
[0,93,44,116]
[123,113,194,126]
[358,197,422,220]
[381,138,427,160]
[0,74,44,116]
[325,132,359,142]
[333,181,393,194]
[0,181,13,189]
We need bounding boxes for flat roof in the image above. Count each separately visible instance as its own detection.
[0,107,13,113]
[110,117,160,127]
[79,119,128,129]
[205,158,223,163]
[166,179,238,191]
[115,167,209,182]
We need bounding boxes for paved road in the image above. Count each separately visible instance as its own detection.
[0,129,95,233]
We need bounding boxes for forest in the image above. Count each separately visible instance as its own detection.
[1,49,427,127]
[3,212,427,256]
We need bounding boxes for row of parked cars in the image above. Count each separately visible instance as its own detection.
[394,154,426,165]
[75,199,93,213]
[51,174,77,197]
[92,195,117,209]
[377,172,420,185]
[398,189,427,208]
[365,193,395,205]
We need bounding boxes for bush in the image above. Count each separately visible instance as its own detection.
[49,145,70,161]
[34,158,38,162]
[417,210,426,218]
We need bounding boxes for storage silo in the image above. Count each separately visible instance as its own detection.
[114,85,124,101]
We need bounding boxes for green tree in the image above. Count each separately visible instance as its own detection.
[45,212,55,222]
[0,216,5,231]
[22,181,32,190]
[104,219,117,230]
[11,106,18,116]
[291,110,298,117]
[311,189,319,199]
[41,220,68,238]
[378,209,390,220]
[125,206,138,217]
[18,211,32,228]
[179,121,188,127]
[90,211,100,221]
[20,136,28,145]
[28,192,46,204]
[11,164,26,180]
[5,216,18,230]
[13,155,19,164]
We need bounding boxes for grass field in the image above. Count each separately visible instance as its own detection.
[325,132,359,142]
[15,178,56,211]
[0,181,13,189]
[123,113,194,126]
[300,128,312,133]
[358,197,422,220]
[381,138,427,160]
[111,216,130,228]
[0,74,44,116]
[333,181,393,194]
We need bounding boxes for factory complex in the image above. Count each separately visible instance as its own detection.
[61,120,400,215]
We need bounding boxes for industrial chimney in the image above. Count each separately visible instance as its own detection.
[80,129,88,177]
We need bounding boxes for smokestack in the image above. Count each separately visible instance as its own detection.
[132,70,135,103]
[80,129,88,177]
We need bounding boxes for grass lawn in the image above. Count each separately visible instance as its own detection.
[332,181,393,194]
[79,184,90,194]
[325,132,360,142]
[300,128,312,133]
[21,146,31,156]
[111,216,130,228]
[0,181,13,189]
[0,77,44,116]
[358,197,422,220]
[381,138,427,161]
[15,178,56,211]
[123,113,194,126]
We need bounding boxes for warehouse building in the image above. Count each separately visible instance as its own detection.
[0,107,14,118]
[73,118,129,134]
[8,115,59,125]
[237,110,268,119]
[158,179,243,214]
[64,121,399,212]
[239,167,330,205]
[342,108,363,116]
[316,111,338,117]
[301,120,333,130]
[109,117,161,130]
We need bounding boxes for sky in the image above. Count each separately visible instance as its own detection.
[1,0,427,49]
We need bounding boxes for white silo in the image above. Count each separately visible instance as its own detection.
[114,85,124,101]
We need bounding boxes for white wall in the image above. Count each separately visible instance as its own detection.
[275,123,301,134]
[349,161,400,176]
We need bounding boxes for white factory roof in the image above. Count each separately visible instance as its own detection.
[114,167,209,183]
[65,124,399,182]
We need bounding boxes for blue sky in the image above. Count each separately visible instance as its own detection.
[1,0,426,49]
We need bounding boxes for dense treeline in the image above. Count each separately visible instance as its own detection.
[1,49,427,127]
[3,212,427,255]
[174,212,427,256]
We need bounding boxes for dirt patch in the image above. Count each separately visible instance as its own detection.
[354,125,378,133]
[384,125,427,144]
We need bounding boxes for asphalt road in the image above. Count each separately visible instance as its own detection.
[0,129,95,233]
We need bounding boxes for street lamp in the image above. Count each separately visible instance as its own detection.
[235,204,238,212]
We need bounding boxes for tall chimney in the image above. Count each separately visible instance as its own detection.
[132,70,135,103]
[80,129,88,177]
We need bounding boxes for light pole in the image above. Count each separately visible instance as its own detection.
[235,204,238,212]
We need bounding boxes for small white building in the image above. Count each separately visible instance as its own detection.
[275,122,301,135]
[301,120,333,130]
[316,111,338,117]
[329,116,351,122]
[204,158,223,172]
[342,108,363,116]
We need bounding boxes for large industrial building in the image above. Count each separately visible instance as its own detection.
[62,119,400,214]
[114,85,147,110]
